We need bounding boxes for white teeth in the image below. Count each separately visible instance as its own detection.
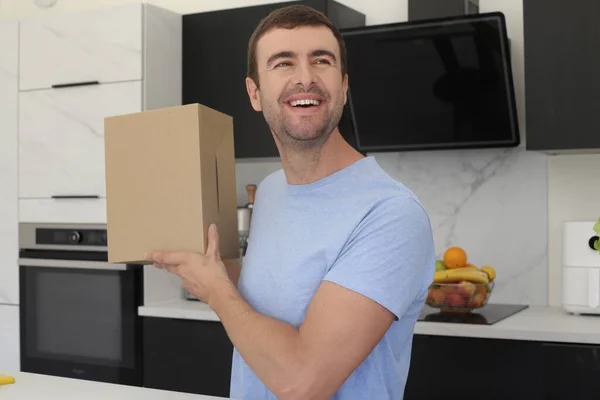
[290,99,321,107]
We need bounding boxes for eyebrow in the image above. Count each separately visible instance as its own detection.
[266,51,296,68]
[311,49,337,63]
[266,49,337,68]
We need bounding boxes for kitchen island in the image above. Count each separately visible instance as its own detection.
[0,372,230,400]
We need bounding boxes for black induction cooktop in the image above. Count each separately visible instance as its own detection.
[417,303,528,325]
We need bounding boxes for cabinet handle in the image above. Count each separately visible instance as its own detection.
[51,81,100,89]
[51,195,100,199]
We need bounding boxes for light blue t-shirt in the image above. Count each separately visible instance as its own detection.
[230,156,435,400]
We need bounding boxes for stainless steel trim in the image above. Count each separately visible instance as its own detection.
[19,243,108,252]
[19,222,107,230]
[19,222,107,251]
[19,258,127,271]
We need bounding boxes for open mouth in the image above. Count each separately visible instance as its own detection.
[289,99,321,107]
[287,99,322,109]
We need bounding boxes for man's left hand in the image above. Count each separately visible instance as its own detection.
[144,223,230,303]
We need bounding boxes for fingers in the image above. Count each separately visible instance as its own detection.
[206,223,220,259]
[145,251,189,265]
[154,262,179,275]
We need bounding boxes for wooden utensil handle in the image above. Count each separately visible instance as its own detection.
[246,184,257,205]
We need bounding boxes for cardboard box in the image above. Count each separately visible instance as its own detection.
[104,103,239,264]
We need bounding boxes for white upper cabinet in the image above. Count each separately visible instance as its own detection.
[0,22,19,305]
[16,4,181,224]
[19,5,142,91]
[19,81,142,199]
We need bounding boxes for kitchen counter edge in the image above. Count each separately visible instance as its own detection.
[138,301,600,345]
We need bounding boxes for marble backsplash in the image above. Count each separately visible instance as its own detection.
[375,147,548,306]
[235,145,549,306]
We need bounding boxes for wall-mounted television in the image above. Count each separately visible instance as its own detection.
[340,12,520,152]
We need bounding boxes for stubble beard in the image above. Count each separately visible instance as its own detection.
[260,87,344,152]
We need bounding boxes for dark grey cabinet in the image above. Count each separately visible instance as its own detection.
[182,1,365,159]
[542,342,600,399]
[405,335,545,399]
[408,0,479,21]
[142,317,234,398]
[524,0,600,152]
[141,318,600,399]
[405,334,600,400]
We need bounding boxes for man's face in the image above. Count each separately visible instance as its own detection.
[246,25,348,150]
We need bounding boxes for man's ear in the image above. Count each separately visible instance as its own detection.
[246,77,262,112]
[342,73,349,105]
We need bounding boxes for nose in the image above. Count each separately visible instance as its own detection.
[292,59,317,89]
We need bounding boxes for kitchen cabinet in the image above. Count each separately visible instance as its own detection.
[408,0,479,21]
[405,335,545,399]
[0,304,20,372]
[0,22,19,305]
[542,342,600,399]
[182,0,365,159]
[16,4,182,223]
[19,5,142,91]
[405,335,600,399]
[142,317,234,398]
[19,81,142,199]
[18,199,108,224]
[524,0,600,152]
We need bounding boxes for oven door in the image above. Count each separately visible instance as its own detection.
[19,251,143,386]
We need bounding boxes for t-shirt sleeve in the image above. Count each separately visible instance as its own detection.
[323,195,436,320]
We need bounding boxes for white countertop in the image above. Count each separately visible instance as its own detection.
[139,299,220,321]
[0,372,229,400]
[139,300,600,345]
[415,305,600,344]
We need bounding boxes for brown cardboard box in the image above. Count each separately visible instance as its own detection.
[104,103,239,264]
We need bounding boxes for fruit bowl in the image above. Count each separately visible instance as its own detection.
[426,281,494,312]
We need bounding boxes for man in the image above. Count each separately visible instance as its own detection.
[145,5,435,400]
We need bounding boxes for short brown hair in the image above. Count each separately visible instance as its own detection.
[247,5,347,88]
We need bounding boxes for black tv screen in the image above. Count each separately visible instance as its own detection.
[341,12,520,152]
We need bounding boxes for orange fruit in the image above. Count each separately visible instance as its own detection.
[443,247,468,269]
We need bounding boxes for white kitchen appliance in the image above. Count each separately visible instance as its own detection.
[562,220,600,314]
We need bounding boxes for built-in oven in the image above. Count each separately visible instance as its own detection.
[18,222,143,387]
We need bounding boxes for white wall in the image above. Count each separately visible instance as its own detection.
[548,154,600,306]
[0,0,407,24]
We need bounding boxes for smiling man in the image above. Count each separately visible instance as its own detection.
[145,5,435,400]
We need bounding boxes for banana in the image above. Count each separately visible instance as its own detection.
[433,268,490,284]
[481,266,496,281]
[0,374,15,385]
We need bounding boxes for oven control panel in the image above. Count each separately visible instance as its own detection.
[36,228,108,246]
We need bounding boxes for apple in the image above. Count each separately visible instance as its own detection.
[446,293,466,308]
[435,260,446,272]
[476,285,489,297]
[441,285,455,295]
[427,288,446,306]
[470,293,486,308]
[458,281,476,297]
